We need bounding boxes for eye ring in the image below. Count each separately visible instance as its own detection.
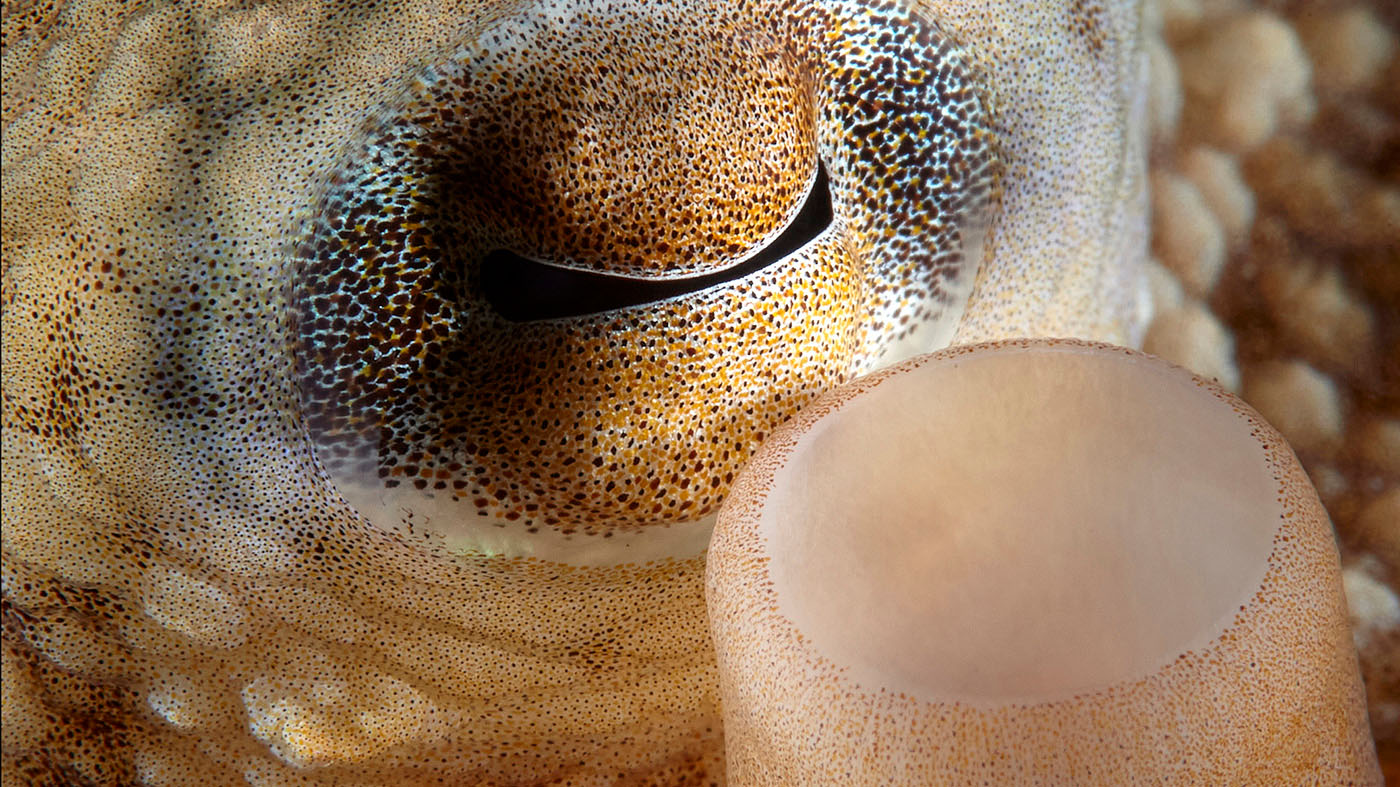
[480,161,833,322]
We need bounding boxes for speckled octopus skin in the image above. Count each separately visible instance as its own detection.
[1,0,1146,783]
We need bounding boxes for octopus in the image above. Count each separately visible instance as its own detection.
[1,0,1149,783]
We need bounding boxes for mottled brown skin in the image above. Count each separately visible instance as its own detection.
[1,0,1146,783]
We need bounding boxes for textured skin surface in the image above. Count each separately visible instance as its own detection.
[1,0,1146,783]
[943,0,1151,346]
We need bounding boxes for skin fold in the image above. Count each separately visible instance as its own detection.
[1,0,1146,783]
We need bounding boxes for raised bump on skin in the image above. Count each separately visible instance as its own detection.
[707,339,1381,783]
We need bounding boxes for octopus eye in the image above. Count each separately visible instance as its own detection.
[288,2,997,562]
[482,163,833,322]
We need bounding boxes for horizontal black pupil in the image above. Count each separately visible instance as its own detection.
[482,163,832,322]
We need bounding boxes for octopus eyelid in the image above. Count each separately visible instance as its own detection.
[480,160,832,323]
